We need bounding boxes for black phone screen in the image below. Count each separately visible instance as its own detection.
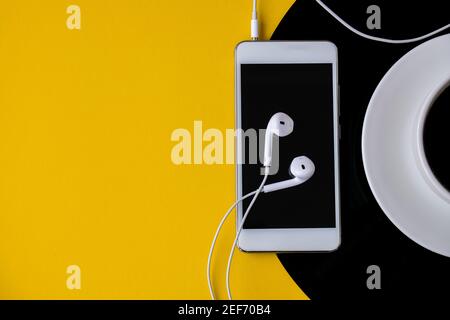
[240,63,337,229]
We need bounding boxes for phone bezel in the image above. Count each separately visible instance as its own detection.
[235,41,340,252]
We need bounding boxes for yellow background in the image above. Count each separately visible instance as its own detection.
[0,0,307,299]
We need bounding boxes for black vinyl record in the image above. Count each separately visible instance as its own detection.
[272,0,450,300]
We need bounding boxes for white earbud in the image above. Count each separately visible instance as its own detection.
[263,112,294,167]
[263,156,315,193]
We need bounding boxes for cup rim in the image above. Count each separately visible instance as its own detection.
[415,78,450,204]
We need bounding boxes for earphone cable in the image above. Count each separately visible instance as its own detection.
[251,0,259,40]
[207,189,259,300]
[315,0,450,44]
[226,173,269,300]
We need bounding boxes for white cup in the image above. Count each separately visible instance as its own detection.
[414,79,450,204]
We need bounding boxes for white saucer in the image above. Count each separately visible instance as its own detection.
[362,34,450,257]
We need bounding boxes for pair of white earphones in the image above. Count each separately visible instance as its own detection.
[207,112,315,300]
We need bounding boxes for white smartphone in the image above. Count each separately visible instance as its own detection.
[235,41,340,252]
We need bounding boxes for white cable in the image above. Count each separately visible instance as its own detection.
[226,173,269,300]
[251,0,259,40]
[207,190,258,300]
[315,0,450,44]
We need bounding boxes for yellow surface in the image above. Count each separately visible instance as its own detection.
[0,0,307,299]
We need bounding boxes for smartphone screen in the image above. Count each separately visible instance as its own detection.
[240,63,337,229]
